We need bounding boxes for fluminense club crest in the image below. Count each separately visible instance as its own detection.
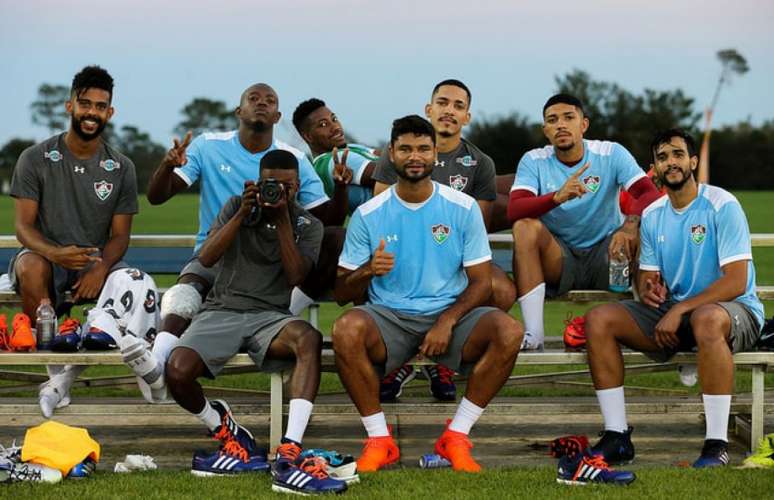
[94,180,114,201]
[690,224,706,245]
[431,223,451,244]
[582,175,601,193]
[449,174,469,191]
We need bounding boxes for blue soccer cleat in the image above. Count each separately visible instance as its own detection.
[692,439,730,468]
[68,456,97,478]
[590,427,635,465]
[209,399,262,459]
[557,451,636,486]
[379,364,416,402]
[299,448,358,484]
[50,318,82,352]
[421,364,457,401]
[191,444,270,477]
[81,327,118,350]
[272,452,347,496]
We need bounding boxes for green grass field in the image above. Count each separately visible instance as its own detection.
[1,192,773,497]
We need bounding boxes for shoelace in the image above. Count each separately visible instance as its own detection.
[58,318,80,335]
[276,443,301,462]
[297,456,329,479]
[434,365,455,385]
[221,438,248,463]
[11,463,43,482]
[583,454,612,471]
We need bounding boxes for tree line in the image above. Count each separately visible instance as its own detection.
[1,69,772,192]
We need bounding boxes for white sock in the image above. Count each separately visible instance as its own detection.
[361,412,389,438]
[284,398,314,444]
[196,399,221,431]
[448,397,485,435]
[46,364,65,378]
[289,288,315,316]
[703,394,731,442]
[152,331,180,363]
[596,386,628,432]
[518,283,545,344]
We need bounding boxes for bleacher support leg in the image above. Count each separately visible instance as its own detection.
[751,364,765,451]
[270,372,283,455]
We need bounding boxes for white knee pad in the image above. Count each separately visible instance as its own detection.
[160,283,202,320]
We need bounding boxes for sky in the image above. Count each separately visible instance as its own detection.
[1,0,773,152]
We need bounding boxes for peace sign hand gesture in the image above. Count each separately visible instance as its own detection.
[162,130,193,169]
[553,162,590,204]
[331,147,353,186]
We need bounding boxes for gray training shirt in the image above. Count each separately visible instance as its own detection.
[372,137,496,201]
[204,196,324,313]
[10,133,138,248]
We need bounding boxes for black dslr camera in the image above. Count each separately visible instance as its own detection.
[258,178,285,205]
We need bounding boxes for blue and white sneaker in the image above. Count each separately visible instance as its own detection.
[692,439,730,468]
[191,445,270,477]
[50,318,82,352]
[299,448,358,484]
[557,451,636,486]
[82,327,118,350]
[380,364,416,402]
[68,456,97,478]
[209,399,263,459]
[272,455,347,496]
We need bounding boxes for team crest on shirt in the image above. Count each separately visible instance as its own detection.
[94,180,114,201]
[456,155,478,167]
[431,224,451,244]
[582,175,601,193]
[100,159,120,172]
[449,174,469,191]
[44,150,62,162]
[690,224,706,245]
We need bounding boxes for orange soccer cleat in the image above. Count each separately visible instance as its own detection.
[356,430,400,472]
[10,313,36,352]
[434,421,481,473]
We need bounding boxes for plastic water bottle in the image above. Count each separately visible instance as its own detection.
[419,454,451,469]
[35,299,57,350]
[608,251,630,293]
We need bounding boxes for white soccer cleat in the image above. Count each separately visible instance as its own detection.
[0,461,63,483]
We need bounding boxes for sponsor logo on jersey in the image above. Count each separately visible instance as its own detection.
[456,155,478,167]
[431,224,450,244]
[582,175,601,193]
[220,164,232,173]
[74,166,85,174]
[449,174,469,191]
[297,216,311,226]
[44,150,62,162]
[690,224,706,245]
[385,234,399,243]
[435,160,446,168]
[100,159,120,172]
[94,180,114,201]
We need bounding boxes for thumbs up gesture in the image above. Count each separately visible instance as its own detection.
[553,162,590,204]
[370,238,395,276]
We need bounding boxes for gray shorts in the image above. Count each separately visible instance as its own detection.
[548,234,613,298]
[620,299,761,362]
[8,248,127,311]
[175,308,301,377]
[355,304,499,376]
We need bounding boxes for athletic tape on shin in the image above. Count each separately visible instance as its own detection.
[160,283,202,320]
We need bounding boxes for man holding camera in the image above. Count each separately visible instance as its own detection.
[164,150,345,494]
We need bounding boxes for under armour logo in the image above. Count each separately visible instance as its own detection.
[386,234,399,243]
[657,235,665,243]
[220,164,231,173]
[435,160,445,168]
[74,166,85,174]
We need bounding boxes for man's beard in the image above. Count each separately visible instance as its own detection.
[661,167,693,191]
[396,164,432,183]
[555,140,575,152]
[71,114,105,141]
